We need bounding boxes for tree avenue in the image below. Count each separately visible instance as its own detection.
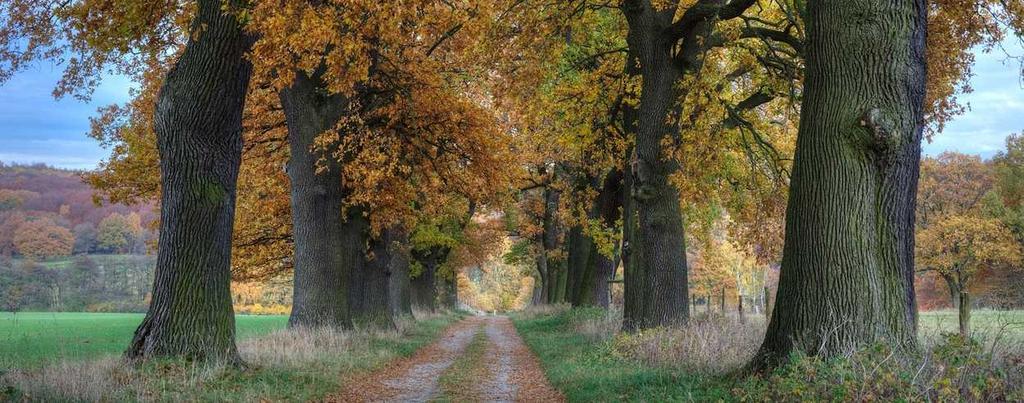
[3,0,1024,375]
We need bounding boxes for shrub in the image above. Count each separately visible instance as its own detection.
[735,333,1024,402]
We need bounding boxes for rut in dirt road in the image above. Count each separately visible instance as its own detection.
[329,315,563,403]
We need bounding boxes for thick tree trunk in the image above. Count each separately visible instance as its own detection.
[342,210,390,328]
[959,291,971,337]
[576,170,624,308]
[566,225,594,306]
[126,0,252,363]
[621,2,689,330]
[410,247,446,312]
[534,254,549,304]
[756,0,926,366]
[281,71,352,329]
[387,228,413,318]
[540,185,564,304]
[440,273,458,310]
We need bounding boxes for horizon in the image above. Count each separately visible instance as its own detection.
[1,42,1022,171]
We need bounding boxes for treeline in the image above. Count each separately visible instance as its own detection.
[0,255,153,313]
[0,163,157,259]
[1,0,1021,375]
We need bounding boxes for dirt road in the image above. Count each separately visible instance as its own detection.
[329,316,563,403]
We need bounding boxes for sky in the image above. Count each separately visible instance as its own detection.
[0,42,1022,170]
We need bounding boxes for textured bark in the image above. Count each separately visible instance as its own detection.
[281,71,352,329]
[440,274,458,310]
[410,246,445,312]
[575,170,624,308]
[620,2,691,329]
[565,225,594,305]
[534,254,549,304]
[540,185,564,304]
[350,226,404,328]
[386,228,413,318]
[757,0,925,366]
[959,291,971,337]
[125,0,252,362]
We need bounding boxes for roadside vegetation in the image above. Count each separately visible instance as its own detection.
[1,312,460,401]
[514,306,1024,402]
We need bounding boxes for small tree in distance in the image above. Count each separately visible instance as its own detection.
[916,213,1022,336]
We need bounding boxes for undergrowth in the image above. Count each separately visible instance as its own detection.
[514,307,1024,402]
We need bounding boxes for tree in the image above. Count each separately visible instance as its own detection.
[13,218,74,260]
[96,213,134,253]
[72,222,98,254]
[757,0,927,367]
[917,214,1022,336]
[124,0,254,363]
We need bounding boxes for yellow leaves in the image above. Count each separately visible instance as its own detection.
[916,213,1022,285]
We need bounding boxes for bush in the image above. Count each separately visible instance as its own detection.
[735,333,1024,402]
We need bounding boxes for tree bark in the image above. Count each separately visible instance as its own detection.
[959,291,971,337]
[350,226,403,328]
[410,247,445,312]
[281,71,352,329]
[540,184,564,304]
[126,0,253,363]
[620,1,690,330]
[386,228,413,318]
[756,0,926,366]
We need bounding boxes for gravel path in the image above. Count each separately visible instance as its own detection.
[329,315,563,402]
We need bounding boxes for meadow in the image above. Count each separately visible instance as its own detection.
[0,312,287,369]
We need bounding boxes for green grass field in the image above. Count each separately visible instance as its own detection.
[0,312,287,369]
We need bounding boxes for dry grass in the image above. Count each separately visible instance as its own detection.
[611,313,766,375]
[1,314,452,401]
[516,303,571,320]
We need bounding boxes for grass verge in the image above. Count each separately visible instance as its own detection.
[437,326,489,402]
[511,308,734,402]
[514,307,1024,402]
[1,312,461,402]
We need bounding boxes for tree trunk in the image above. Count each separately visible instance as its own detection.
[282,71,352,329]
[541,184,564,304]
[565,225,592,305]
[440,272,458,310]
[757,0,926,366]
[764,286,772,318]
[738,295,745,322]
[386,228,413,318]
[410,247,445,312]
[535,254,549,304]
[621,2,689,330]
[580,169,624,308]
[343,211,390,328]
[126,0,252,363]
[959,291,971,337]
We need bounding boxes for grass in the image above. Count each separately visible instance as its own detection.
[438,327,489,402]
[513,307,1024,402]
[0,312,287,369]
[1,312,462,401]
[512,307,736,401]
[919,309,1024,341]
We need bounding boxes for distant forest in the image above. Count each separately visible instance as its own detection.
[0,163,288,314]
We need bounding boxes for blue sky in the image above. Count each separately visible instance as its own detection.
[0,42,1022,170]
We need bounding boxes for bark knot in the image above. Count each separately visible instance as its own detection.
[859,107,900,163]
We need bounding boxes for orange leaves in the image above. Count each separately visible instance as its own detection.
[916,213,1022,284]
